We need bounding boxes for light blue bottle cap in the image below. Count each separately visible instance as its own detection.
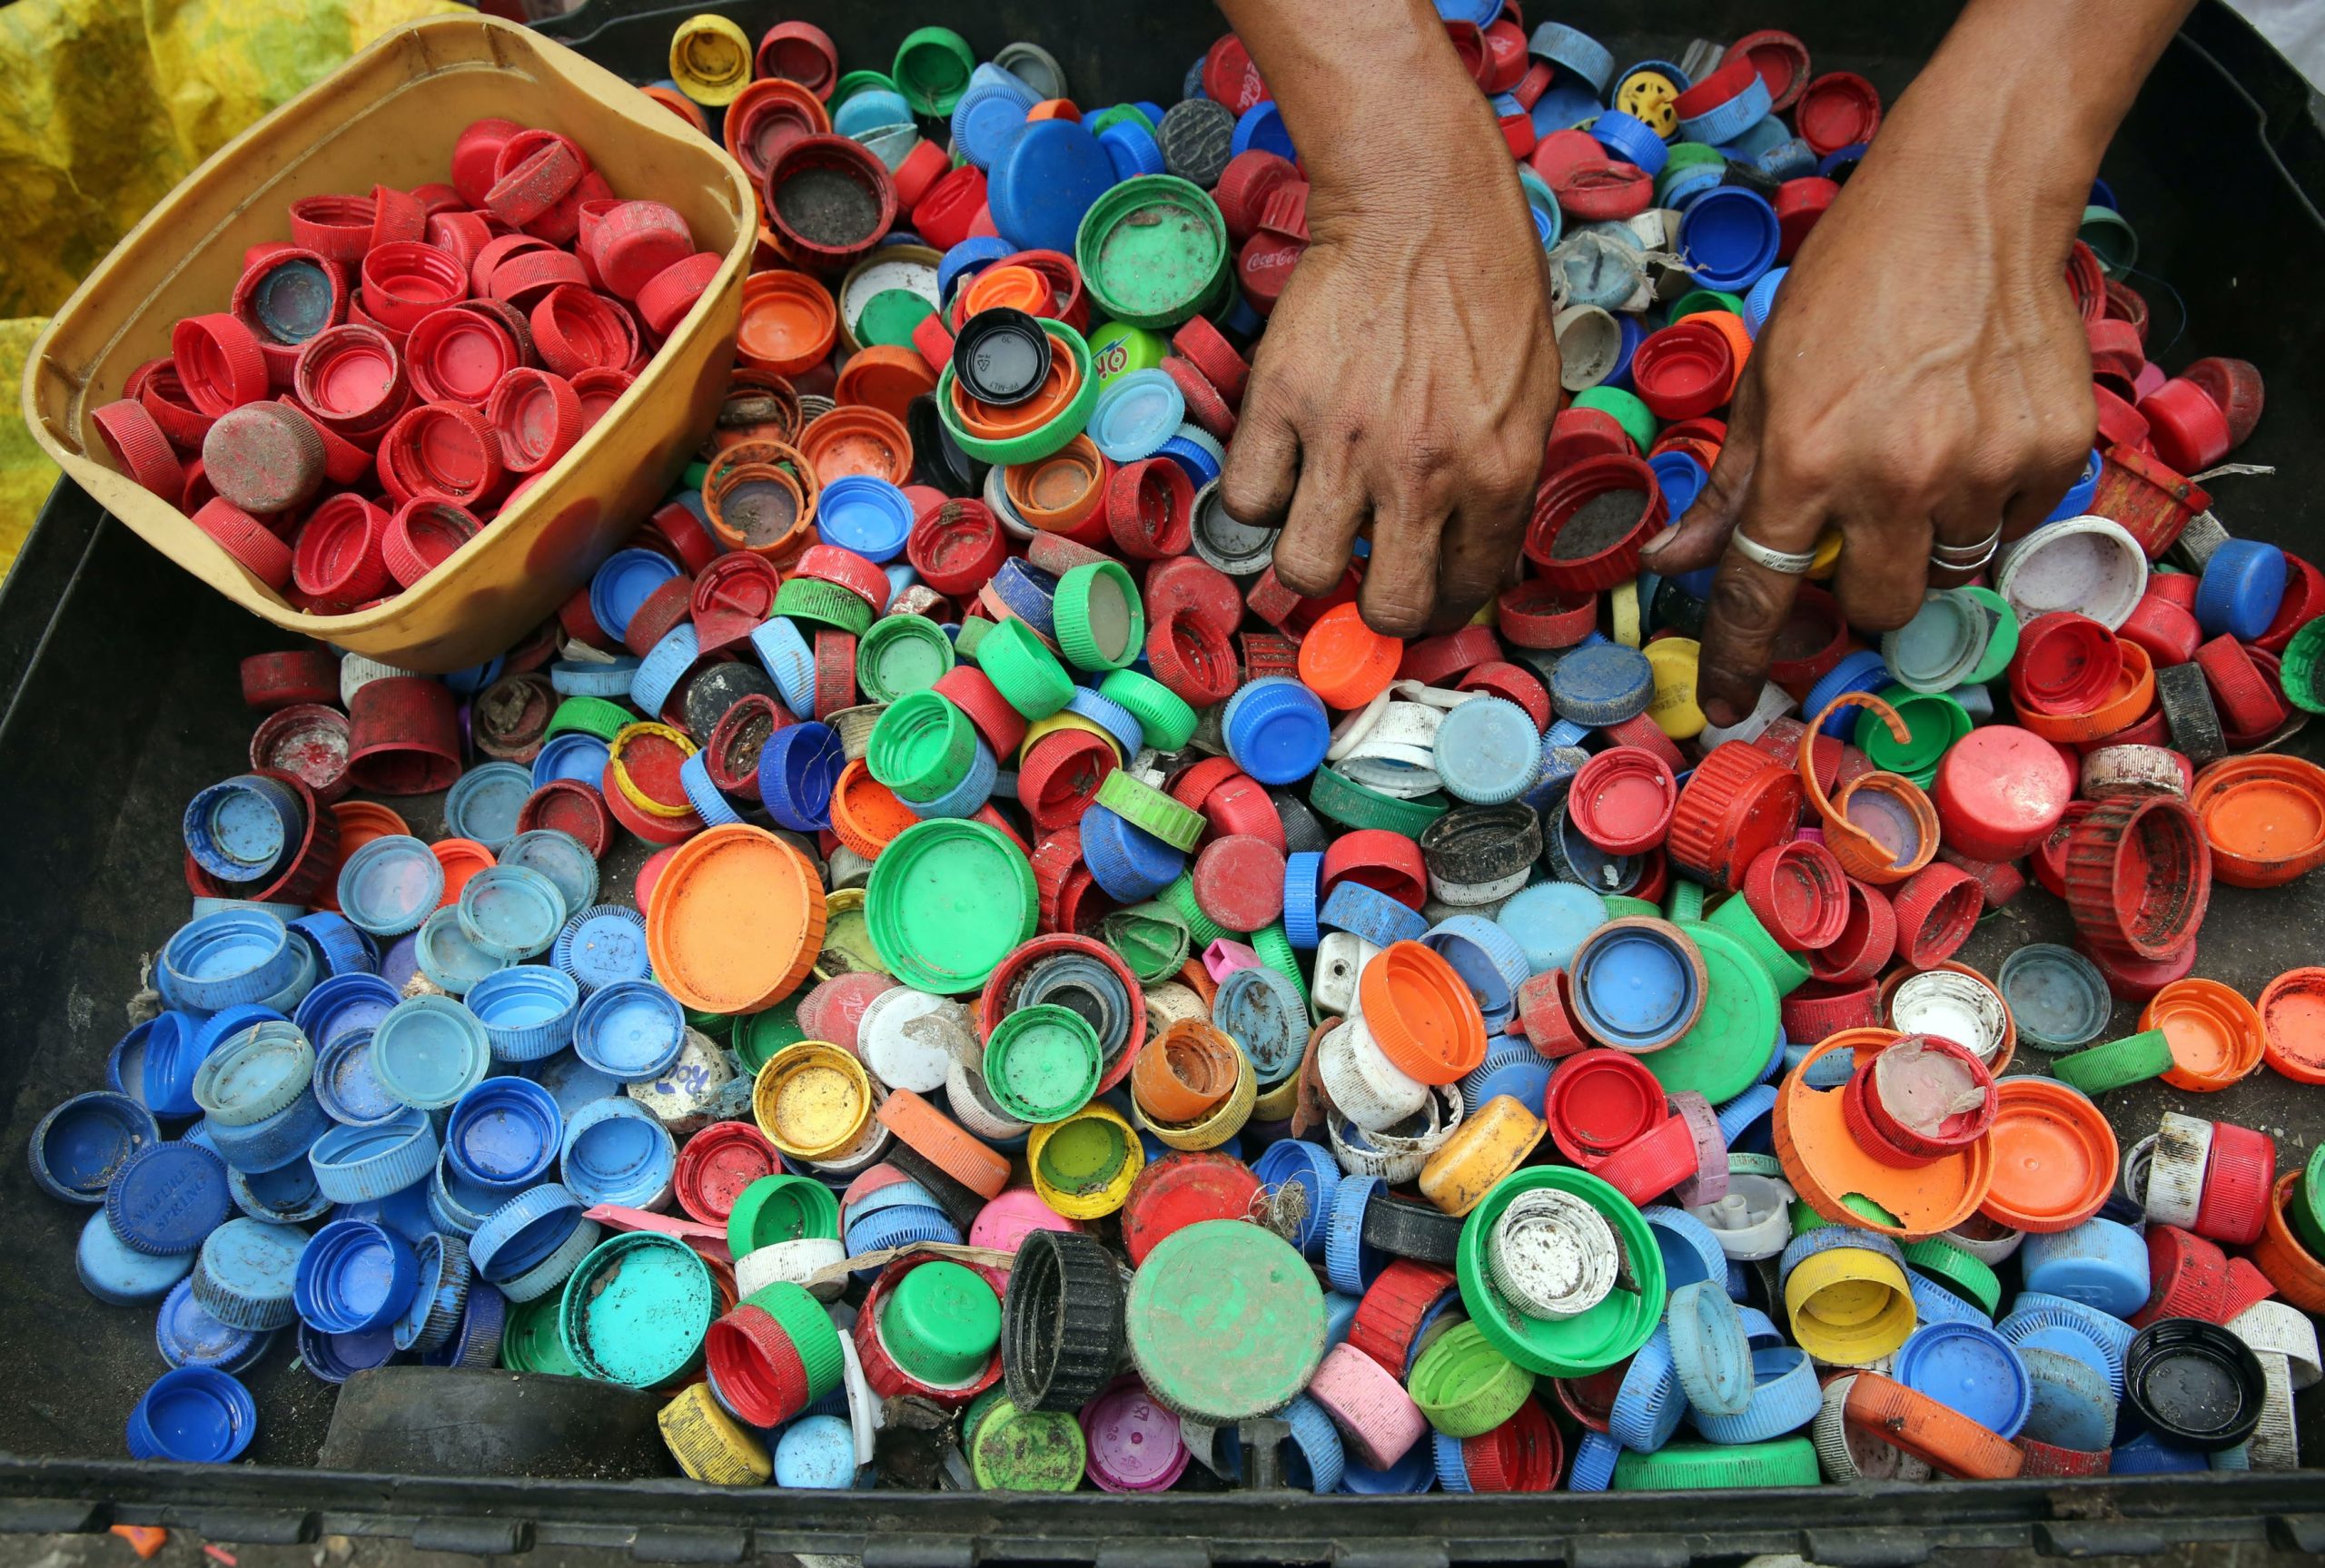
[560,1098,678,1208]
[192,1217,308,1329]
[1495,881,1608,973]
[312,1027,404,1134]
[1570,920,1702,1050]
[498,830,599,923]
[371,995,491,1110]
[1432,696,1544,806]
[457,863,569,962]
[335,835,446,938]
[445,1077,564,1190]
[414,905,510,996]
[574,981,688,1082]
[309,1105,439,1203]
[589,548,680,644]
[549,658,642,699]
[553,904,652,994]
[466,965,583,1063]
[443,762,534,853]
[530,732,612,791]
[163,910,300,1012]
[2019,1218,2150,1318]
[818,475,916,562]
[157,1277,270,1372]
[79,1207,193,1305]
[1088,369,1186,462]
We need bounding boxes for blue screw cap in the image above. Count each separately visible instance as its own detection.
[126,1366,257,1462]
[1223,677,1331,786]
[104,1139,230,1254]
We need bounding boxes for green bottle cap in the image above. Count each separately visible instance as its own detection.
[1308,765,1450,838]
[727,1173,841,1256]
[1098,902,1192,982]
[1087,104,1158,137]
[1853,685,1970,787]
[1600,895,1661,920]
[775,577,876,636]
[1612,1437,1819,1489]
[1571,386,1657,455]
[2296,1143,2325,1255]
[1074,175,1232,330]
[1053,561,1145,672]
[935,321,1100,466]
[1124,1219,1325,1422]
[955,616,996,666]
[868,688,980,802]
[858,289,935,350]
[734,999,806,1072]
[890,25,975,114]
[880,1259,1001,1386]
[501,1292,583,1376]
[977,616,1077,719]
[558,1232,717,1389]
[1703,892,1812,996]
[1034,1109,1133,1197]
[1666,878,1707,923]
[545,695,631,743]
[1098,669,1198,749]
[1668,289,1746,321]
[745,1280,846,1400]
[1842,1193,1901,1228]
[830,70,897,111]
[2281,616,2325,714]
[983,1003,1103,1123]
[1094,771,1205,852]
[1455,1166,1663,1378]
[968,1396,1088,1490]
[856,615,957,704]
[2050,1028,2174,1097]
[865,819,1038,995]
[1088,321,1171,385]
[1961,585,2023,686]
[1899,1237,2003,1317]
[1157,869,1226,946]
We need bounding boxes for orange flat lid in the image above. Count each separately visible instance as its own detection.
[829,758,918,861]
[2143,976,2265,1088]
[1978,1078,2115,1230]
[736,272,836,378]
[2194,756,2325,863]
[1005,436,1105,525]
[1356,941,1489,1084]
[2259,967,2325,1084]
[430,837,495,906]
[876,1088,1012,1198]
[835,345,939,425]
[1772,1034,1991,1239]
[798,405,912,487]
[331,800,410,859]
[647,823,827,1014]
[963,265,1054,318]
[1297,603,1402,709]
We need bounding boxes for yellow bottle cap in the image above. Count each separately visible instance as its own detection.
[609,722,701,819]
[1643,636,1707,740]
[1018,711,1123,765]
[1420,1093,1548,1218]
[1252,1070,1302,1124]
[658,1383,770,1485]
[1029,1100,1144,1218]
[811,887,888,983]
[1134,1045,1255,1151]
[669,15,755,107]
[753,1040,874,1159]
[1807,528,1845,581]
[1610,578,1643,648]
[1783,1247,1916,1364]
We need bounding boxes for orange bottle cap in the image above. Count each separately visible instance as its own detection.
[646,824,826,1014]
[2258,967,2325,1084]
[2141,975,2265,1090]
[1298,603,1403,710]
[1357,941,1489,1086]
[1977,1078,2116,1232]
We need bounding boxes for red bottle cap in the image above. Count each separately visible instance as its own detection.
[1806,879,1897,984]
[1666,741,1805,892]
[1192,834,1286,932]
[2179,356,2265,448]
[1212,151,1300,244]
[932,666,1028,757]
[1567,746,1678,856]
[1017,730,1116,833]
[485,367,584,473]
[170,313,271,418]
[1888,862,1982,970]
[239,650,341,711]
[285,193,376,262]
[1457,662,1551,730]
[451,118,523,207]
[2195,634,2286,737]
[89,399,185,500]
[637,251,725,338]
[2137,378,2233,475]
[202,401,327,516]
[1546,1049,1667,1166]
[1794,71,1883,157]
[1515,968,1589,1060]
[1321,829,1428,910]
[593,201,696,301]
[359,241,470,336]
[515,779,615,858]
[531,285,642,378]
[381,498,482,590]
[485,132,586,227]
[2191,1120,2275,1248]
[1742,837,1850,950]
[347,676,463,794]
[292,492,391,606]
[1930,725,2073,863]
[2011,612,2122,716]
[1628,320,1736,423]
[1397,626,1499,687]
[378,400,504,508]
[2061,794,2211,960]
[1162,354,1236,444]
[1780,977,1883,1041]
[1495,580,1599,650]
[1171,314,1250,409]
[1771,176,1837,261]
[191,497,293,590]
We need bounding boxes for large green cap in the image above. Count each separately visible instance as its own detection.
[881,1259,1001,1386]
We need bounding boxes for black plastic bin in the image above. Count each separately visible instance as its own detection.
[2,0,2323,1561]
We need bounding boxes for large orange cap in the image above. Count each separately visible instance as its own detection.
[736,271,837,379]
[1298,603,1403,710]
[1772,1034,1991,1239]
[1977,1078,2115,1232]
[834,344,938,426]
[797,405,912,487]
[1357,941,1489,1086]
[2142,976,2265,1090]
[647,823,827,1014]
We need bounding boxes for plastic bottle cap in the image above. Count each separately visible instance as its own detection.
[644,824,823,1016]
[953,307,1054,407]
[1124,1219,1325,1422]
[881,1258,1000,1386]
[1570,917,1707,1052]
[1980,1079,2116,1231]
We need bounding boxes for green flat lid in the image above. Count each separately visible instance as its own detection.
[727,1173,841,1256]
[1613,1437,1819,1489]
[868,689,977,801]
[984,1003,1103,1123]
[734,999,806,1072]
[1639,922,1779,1106]
[881,1259,1000,1386]
[1571,386,1657,454]
[1455,1166,1662,1377]
[968,1397,1088,1491]
[865,819,1038,995]
[859,288,935,350]
[857,616,956,705]
[1855,686,1970,784]
[1074,175,1230,330]
[1124,1219,1325,1422]
[558,1232,716,1389]
[891,25,975,114]
[1961,586,2022,686]
[1035,1112,1133,1197]
[502,1291,582,1376]
[1099,902,1191,983]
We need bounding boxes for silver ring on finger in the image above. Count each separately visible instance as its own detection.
[1730,530,1817,576]
[1930,527,2003,571]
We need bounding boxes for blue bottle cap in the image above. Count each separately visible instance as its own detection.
[182,774,304,885]
[125,1366,257,1463]
[1802,647,1890,735]
[1893,1320,2033,1439]
[371,995,490,1111]
[190,1019,312,1129]
[1659,163,1725,213]
[233,1155,331,1223]
[162,910,300,1012]
[529,731,612,792]
[950,82,1031,170]
[445,657,504,698]
[845,1203,962,1261]
[1078,802,1185,902]
[445,1077,564,1191]
[1589,109,1668,177]
[1321,1172,1383,1297]
[1679,186,1781,292]
[589,548,681,645]
[1252,1139,1340,1257]
[1570,920,1702,1050]
[549,658,642,699]
[78,1205,194,1305]
[1778,1225,1906,1287]
[415,905,510,995]
[294,971,400,1052]
[1609,1323,1687,1451]
[1088,369,1187,463]
[398,1230,475,1351]
[1096,120,1167,185]
[1751,137,1818,182]
[1214,964,1309,1087]
[936,236,1014,303]
[157,1277,270,1372]
[457,863,568,962]
[293,1218,420,1333]
[424,1280,508,1369]
[1317,880,1429,948]
[2043,449,2103,524]
[1457,1043,1553,1115]
[1231,100,1295,162]
[288,912,379,980]
[574,981,688,1082]
[1677,74,1772,145]
[30,1090,160,1206]
[104,1139,230,1254]
[553,904,653,994]
[335,834,446,938]
[1714,114,1790,162]
[1643,1204,1728,1291]
[2019,1217,2150,1318]
[1909,1268,1988,1327]
[560,1098,677,1208]
[467,965,583,1062]
[833,87,913,140]
[1815,142,1870,181]
[1528,21,1615,93]
[444,762,535,853]
[1282,851,1324,949]
[499,830,600,924]
[1155,429,1224,490]
[1064,687,1146,755]
[1431,696,1544,806]
[818,475,916,562]
[631,622,700,715]
[1738,267,1787,340]
[1495,881,1608,973]
[2193,537,2289,643]
[109,1012,187,1118]
[1550,643,1656,727]
[990,557,1061,637]
[519,1051,615,1126]
[2015,1343,2117,1452]
[1994,943,2112,1050]
[1715,1082,1780,1149]
[1420,915,1531,1031]
[193,1217,308,1330]
[469,1182,587,1283]
[1222,677,1331,786]
[758,721,845,832]
[1688,1345,1821,1444]
[298,1319,401,1384]
[1667,1278,1753,1415]
[990,120,1117,254]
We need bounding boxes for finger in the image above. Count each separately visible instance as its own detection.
[1694,475,1823,730]
[1637,382,1761,576]
[2001,442,2097,544]
[1429,504,1523,633]
[1272,448,1370,602]
[1219,382,1301,533]
[1355,490,1449,639]
[1832,508,1935,633]
[1927,489,2010,591]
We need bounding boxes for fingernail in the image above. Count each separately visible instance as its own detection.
[1638,531,1669,561]
[1701,698,1740,729]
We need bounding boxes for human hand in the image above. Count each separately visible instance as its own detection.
[1638,159,2095,728]
[1219,121,1560,637]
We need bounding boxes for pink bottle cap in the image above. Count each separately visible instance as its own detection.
[1081,1376,1191,1492]
[967,1187,1083,1253]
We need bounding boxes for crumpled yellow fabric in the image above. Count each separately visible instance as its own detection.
[0,0,463,567]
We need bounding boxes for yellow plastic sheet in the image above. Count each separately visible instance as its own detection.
[0,0,462,568]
